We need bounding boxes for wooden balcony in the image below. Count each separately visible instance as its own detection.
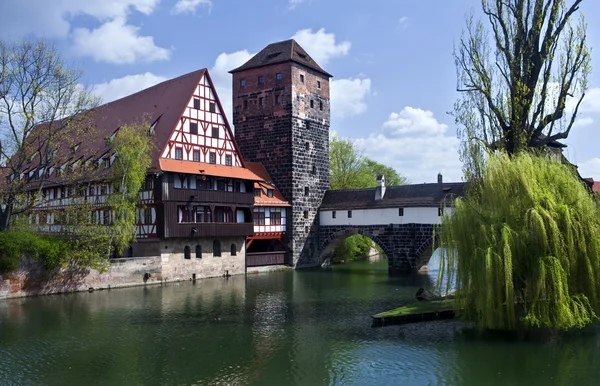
[170,222,254,238]
[171,189,254,206]
[246,251,286,267]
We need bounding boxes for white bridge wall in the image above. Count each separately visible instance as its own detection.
[319,207,454,226]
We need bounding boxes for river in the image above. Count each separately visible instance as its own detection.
[1,257,600,385]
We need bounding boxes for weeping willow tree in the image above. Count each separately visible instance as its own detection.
[438,152,600,330]
[107,120,153,256]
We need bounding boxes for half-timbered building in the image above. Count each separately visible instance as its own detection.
[14,69,270,280]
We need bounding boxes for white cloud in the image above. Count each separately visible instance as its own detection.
[399,16,409,28]
[72,17,170,64]
[172,0,212,15]
[209,50,256,121]
[91,72,167,103]
[289,0,309,10]
[382,107,448,137]
[581,87,600,114]
[577,158,600,180]
[331,77,372,118]
[291,28,351,65]
[0,0,159,38]
[355,107,462,183]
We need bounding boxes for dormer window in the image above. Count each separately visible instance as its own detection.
[267,189,274,198]
[71,144,80,154]
[254,188,261,197]
[103,157,110,168]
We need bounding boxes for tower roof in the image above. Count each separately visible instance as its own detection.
[229,39,333,77]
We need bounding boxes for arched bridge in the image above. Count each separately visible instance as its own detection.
[318,175,464,273]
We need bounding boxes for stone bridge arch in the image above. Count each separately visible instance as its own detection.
[319,226,391,263]
[414,232,440,271]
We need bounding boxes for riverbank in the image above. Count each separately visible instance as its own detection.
[372,299,455,326]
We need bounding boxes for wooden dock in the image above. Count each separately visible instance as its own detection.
[372,300,455,327]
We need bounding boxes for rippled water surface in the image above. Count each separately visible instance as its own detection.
[2,258,600,385]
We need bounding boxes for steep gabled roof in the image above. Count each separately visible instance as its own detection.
[320,183,466,210]
[229,39,333,77]
[245,162,290,206]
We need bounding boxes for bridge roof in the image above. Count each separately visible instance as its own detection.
[320,183,465,210]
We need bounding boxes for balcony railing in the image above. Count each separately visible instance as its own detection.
[171,189,254,205]
[170,222,254,238]
[247,251,286,267]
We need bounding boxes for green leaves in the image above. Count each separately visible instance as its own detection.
[439,152,600,330]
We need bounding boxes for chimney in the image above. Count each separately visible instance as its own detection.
[437,172,443,184]
[375,175,386,201]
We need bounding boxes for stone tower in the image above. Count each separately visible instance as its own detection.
[230,39,331,267]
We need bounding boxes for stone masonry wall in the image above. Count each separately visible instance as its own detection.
[232,62,330,268]
[0,236,247,299]
[319,223,437,273]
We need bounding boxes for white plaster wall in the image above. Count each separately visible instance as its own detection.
[319,207,455,226]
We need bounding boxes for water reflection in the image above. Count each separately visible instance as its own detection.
[1,259,599,385]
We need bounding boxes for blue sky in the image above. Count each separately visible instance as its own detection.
[1,0,599,183]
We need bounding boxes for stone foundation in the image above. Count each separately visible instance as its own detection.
[0,236,247,299]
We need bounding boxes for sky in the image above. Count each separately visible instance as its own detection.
[1,0,599,184]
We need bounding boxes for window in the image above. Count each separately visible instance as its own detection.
[303,210,308,219]
[305,142,310,151]
[190,122,198,134]
[267,189,273,198]
[209,102,216,113]
[178,205,191,223]
[259,97,264,107]
[225,155,232,166]
[399,208,404,216]
[175,147,183,160]
[311,165,317,175]
[243,99,248,110]
[103,157,110,168]
[212,126,219,138]
[348,210,352,218]
[275,95,280,104]
[184,246,191,260]
[317,80,321,89]
[300,74,304,83]
[254,188,261,197]
[319,101,323,111]
[253,208,266,225]
[258,76,264,84]
[193,150,200,162]
[143,176,154,191]
[240,79,246,87]
[304,187,309,196]
[310,100,314,108]
[438,207,444,216]
[144,208,152,224]
[209,152,216,164]
[217,179,225,191]
[213,240,221,257]
[195,206,211,222]
[271,211,282,225]
[230,244,237,256]
[196,245,202,259]
[193,98,200,109]
[305,226,309,233]
[332,211,336,219]
[103,210,111,225]
[276,73,282,80]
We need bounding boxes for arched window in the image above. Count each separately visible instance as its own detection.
[230,244,237,256]
[196,245,202,259]
[213,240,221,257]
[184,245,191,260]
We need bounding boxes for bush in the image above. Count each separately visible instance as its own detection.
[332,234,375,263]
[0,230,71,274]
[439,152,600,330]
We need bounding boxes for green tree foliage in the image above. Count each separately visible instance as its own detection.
[329,134,407,263]
[453,0,590,178]
[438,152,600,330]
[107,121,153,256]
[0,39,100,230]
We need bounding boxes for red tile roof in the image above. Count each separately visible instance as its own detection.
[159,159,262,181]
[245,162,290,206]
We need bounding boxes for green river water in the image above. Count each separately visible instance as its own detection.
[1,258,600,385]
